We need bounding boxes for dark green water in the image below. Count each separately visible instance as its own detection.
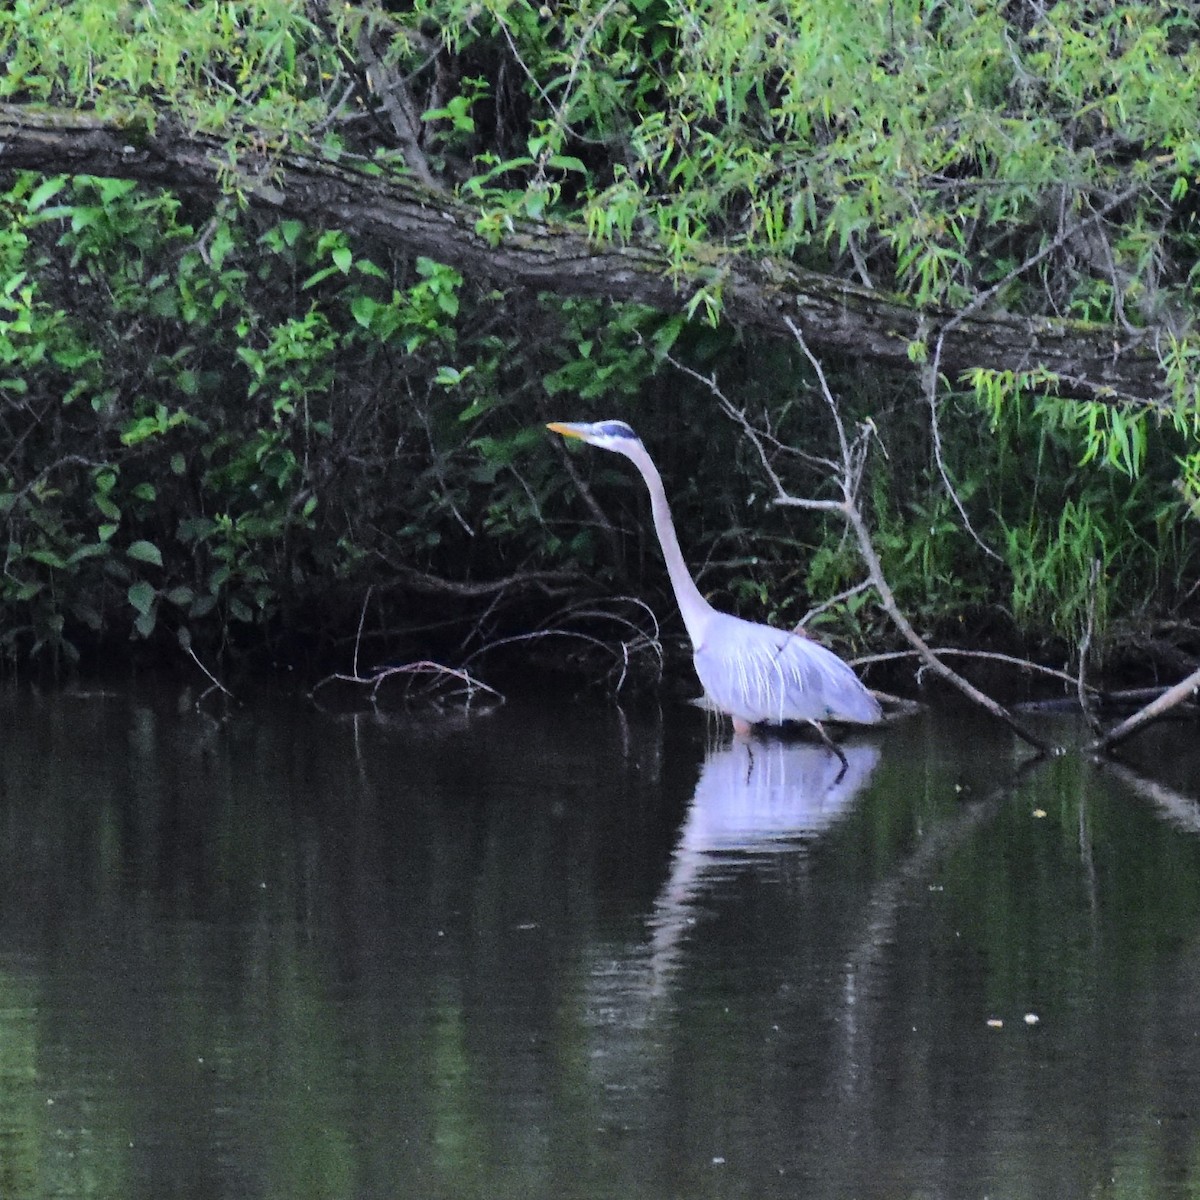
[0,679,1198,1199]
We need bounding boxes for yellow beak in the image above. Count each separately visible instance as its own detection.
[546,422,587,440]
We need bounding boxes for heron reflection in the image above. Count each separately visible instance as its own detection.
[582,735,879,1104]
[648,737,880,980]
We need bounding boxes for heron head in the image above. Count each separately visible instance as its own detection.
[546,420,642,452]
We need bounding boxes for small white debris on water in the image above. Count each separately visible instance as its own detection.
[1024,1012,1040,1025]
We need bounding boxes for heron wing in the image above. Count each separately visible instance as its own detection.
[694,613,880,726]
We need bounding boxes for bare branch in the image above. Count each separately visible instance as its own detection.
[352,19,441,190]
[1088,665,1200,754]
[856,647,1098,694]
[1077,558,1103,734]
[839,497,1051,753]
[778,320,1053,753]
[185,644,235,704]
[311,659,504,709]
[923,346,1003,563]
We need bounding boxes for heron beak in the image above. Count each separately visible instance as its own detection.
[546,422,588,440]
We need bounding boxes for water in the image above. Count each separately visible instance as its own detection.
[0,678,1198,1199]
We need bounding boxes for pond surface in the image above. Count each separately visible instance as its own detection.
[1,678,1199,1199]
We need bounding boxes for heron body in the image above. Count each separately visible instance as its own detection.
[547,420,882,741]
[694,608,882,728]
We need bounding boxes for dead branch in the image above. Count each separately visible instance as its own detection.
[355,29,439,188]
[838,495,1051,754]
[1087,664,1200,754]
[673,323,1052,754]
[855,647,1099,695]
[461,596,664,693]
[311,659,504,709]
[312,591,504,709]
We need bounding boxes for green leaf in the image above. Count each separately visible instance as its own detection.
[28,548,68,569]
[71,602,102,631]
[332,246,353,272]
[95,494,121,520]
[229,597,254,623]
[127,579,156,616]
[164,586,195,607]
[67,542,110,564]
[350,294,377,328]
[27,175,67,212]
[189,594,218,619]
[127,540,163,567]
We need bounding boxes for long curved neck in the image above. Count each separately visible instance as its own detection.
[624,440,713,647]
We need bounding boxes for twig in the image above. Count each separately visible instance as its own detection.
[185,645,234,702]
[923,346,1003,562]
[855,646,1100,694]
[783,318,1052,754]
[1077,558,1103,734]
[1088,664,1200,755]
[311,659,504,708]
[797,579,873,632]
[352,584,372,679]
[462,595,664,691]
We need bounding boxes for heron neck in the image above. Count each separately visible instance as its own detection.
[626,442,712,646]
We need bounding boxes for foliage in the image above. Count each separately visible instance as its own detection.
[0,0,1197,671]
[0,171,565,664]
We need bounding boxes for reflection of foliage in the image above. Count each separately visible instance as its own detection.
[5,685,1200,1194]
[0,972,38,1200]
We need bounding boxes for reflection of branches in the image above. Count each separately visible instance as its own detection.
[1100,757,1200,832]
[836,756,1045,1103]
[667,325,1051,753]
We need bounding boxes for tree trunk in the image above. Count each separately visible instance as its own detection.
[0,103,1166,404]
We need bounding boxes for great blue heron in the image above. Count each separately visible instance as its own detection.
[547,420,882,751]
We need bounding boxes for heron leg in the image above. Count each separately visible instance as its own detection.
[732,715,754,738]
[808,720,849,777]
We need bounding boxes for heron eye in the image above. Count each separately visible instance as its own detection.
[597,421,637,439]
